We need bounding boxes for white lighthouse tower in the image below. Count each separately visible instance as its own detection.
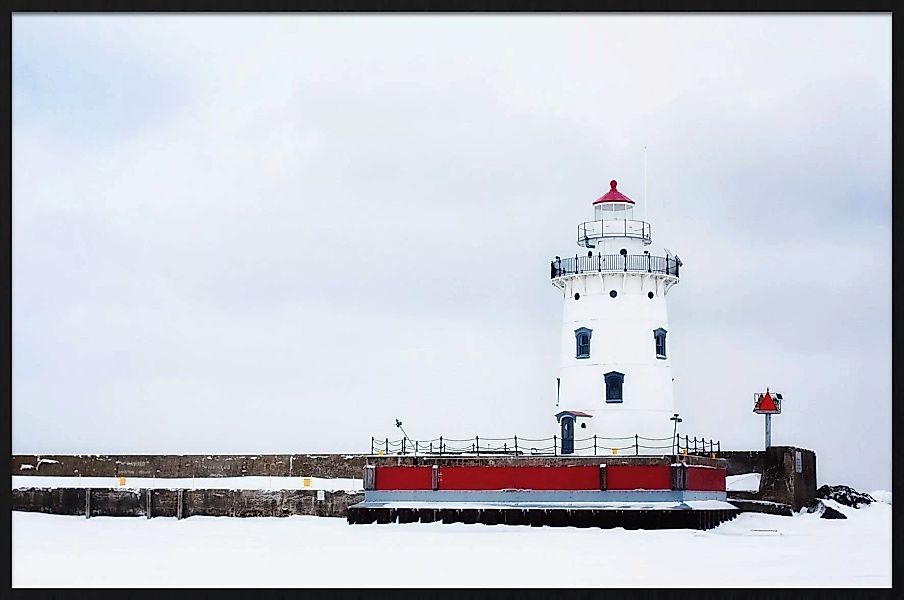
[551,180,681,454]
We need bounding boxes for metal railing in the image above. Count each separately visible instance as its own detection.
[578,219,652,246]
[370,433,719,457]
[675,435,722,456]
[550,253,679,279]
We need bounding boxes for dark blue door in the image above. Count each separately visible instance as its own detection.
[561,416,575,454]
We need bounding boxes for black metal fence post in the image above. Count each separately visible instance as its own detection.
[635,434,639,456]
[554,435,557,456]
[514,435,518,455]
[371,437,374,455]
[593,435,597,455]
[385,438,389,454]
[440,436,444,454]
[402,438,406,455]
[415,440,419,454]
[476,436,479,456]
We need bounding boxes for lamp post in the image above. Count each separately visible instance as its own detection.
[670,413,682,456]
[395,419,414,456]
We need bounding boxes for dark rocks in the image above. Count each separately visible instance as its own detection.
[804,499,848,519]
[728,499,794,516]
[820,505,847,519]
[816,484,875,508]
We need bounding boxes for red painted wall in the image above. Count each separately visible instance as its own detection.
[606,465,672,490]
[373,464,725,492]
[686,467,726,492]
[374,466,433,490]
[437,466,600,491]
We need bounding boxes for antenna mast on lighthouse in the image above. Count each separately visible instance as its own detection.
[643,146,648,222]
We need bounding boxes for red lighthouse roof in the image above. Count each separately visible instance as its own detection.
[593,180,635,205]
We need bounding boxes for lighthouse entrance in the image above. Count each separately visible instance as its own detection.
[561,416,575,454]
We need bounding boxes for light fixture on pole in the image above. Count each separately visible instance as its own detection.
[395,419,415,455]
[670,413,682,456]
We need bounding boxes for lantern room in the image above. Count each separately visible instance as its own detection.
[579,180,651,248]
[593,180,635,221]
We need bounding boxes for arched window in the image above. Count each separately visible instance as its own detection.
[604,371,624,403]
[654,328,667,359]
[574,327,592,359]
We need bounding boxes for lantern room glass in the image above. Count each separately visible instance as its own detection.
[595,202,634,221]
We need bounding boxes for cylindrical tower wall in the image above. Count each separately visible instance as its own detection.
[556,272,676,442]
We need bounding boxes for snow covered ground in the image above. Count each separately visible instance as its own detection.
[725,472,761,492]
[12,495,891,587]
[11,476,363,492]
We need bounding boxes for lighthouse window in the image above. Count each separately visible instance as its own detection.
[574,327,592,359]
[654,328,667,359]
[604,371,624,403]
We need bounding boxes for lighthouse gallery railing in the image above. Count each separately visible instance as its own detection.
[578,219,652,244]
[551,253,679,279]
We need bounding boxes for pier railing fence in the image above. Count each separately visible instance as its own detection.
[369,434,721,457]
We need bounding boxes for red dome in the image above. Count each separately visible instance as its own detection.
[592,180,635,205]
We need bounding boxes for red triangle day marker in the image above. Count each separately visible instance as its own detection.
[756,391,778,413]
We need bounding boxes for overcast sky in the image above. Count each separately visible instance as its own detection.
[12,15,891,490]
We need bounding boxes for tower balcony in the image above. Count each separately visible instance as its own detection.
[550,253,680,280]
[578,219,652,247]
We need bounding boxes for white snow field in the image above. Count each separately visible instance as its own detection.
[12,496,891,588]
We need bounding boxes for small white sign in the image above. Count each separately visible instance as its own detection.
[317,490,325,501]
[795,451,802,473]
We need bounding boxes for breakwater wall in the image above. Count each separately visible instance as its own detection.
[11,447,816,516]
[12,454,367,479]
[721,446,817,511]
[12,487,364,519]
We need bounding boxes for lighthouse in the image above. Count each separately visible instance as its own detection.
[551,180,681,454]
